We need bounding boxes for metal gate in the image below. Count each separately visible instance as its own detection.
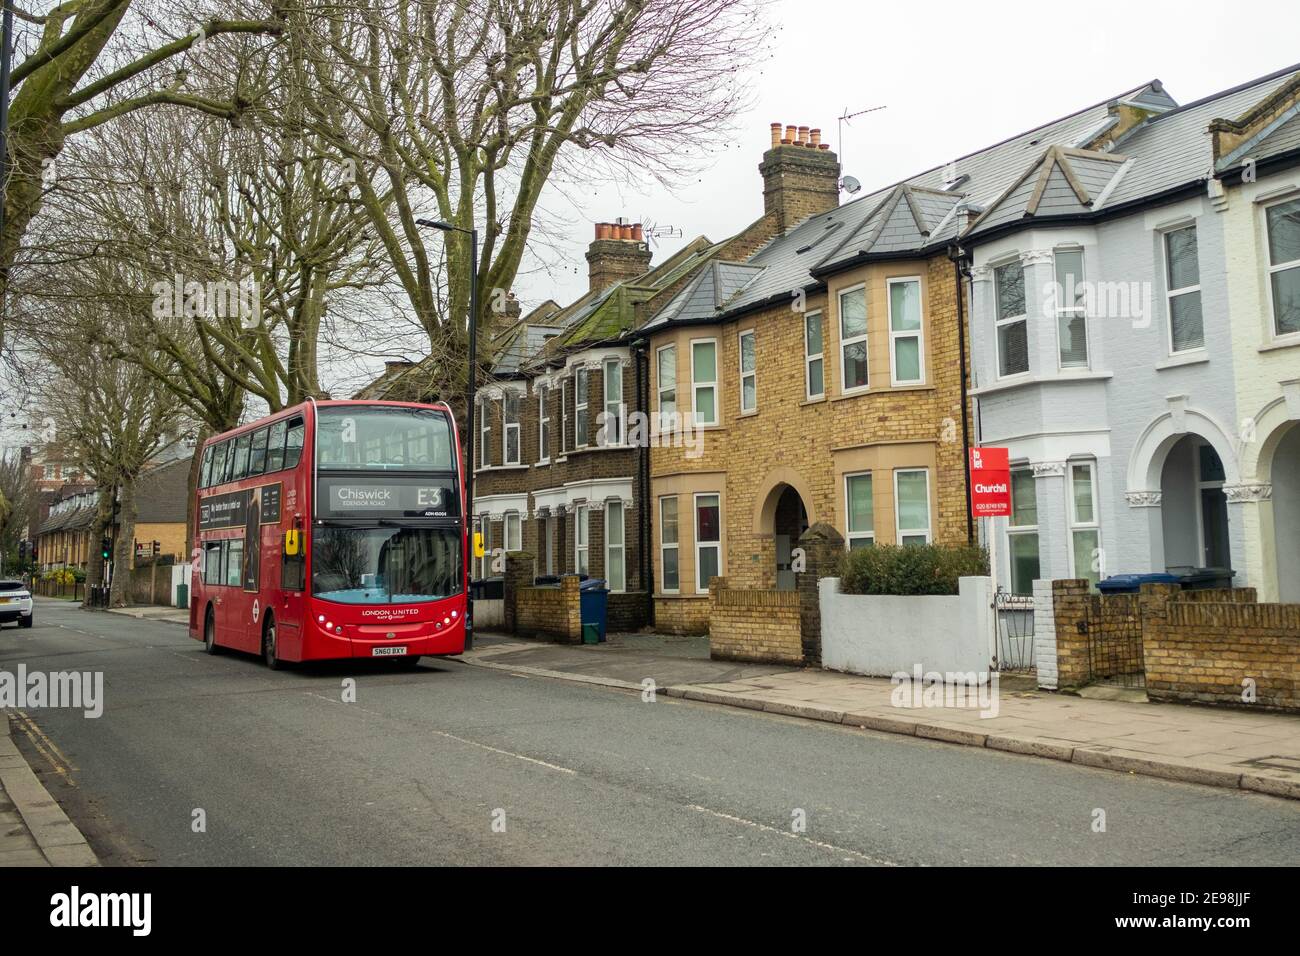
[992,589,1035,673]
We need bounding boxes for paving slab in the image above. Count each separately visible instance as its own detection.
[0,715,99,867]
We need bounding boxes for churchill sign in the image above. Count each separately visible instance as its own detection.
[969,447,1011,518]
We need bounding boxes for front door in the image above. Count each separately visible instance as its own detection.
[775,534,795,591]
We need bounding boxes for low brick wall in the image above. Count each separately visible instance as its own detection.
[708,577,803,664]
[1146,600,1300,711]
[515,576,582,643]
[607,591,649,632]
[654,597,710,635]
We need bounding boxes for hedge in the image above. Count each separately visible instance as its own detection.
[838,543,988,596]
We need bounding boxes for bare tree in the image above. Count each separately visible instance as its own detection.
[0,449,34,572]
[287,0,768,403]
[0,1,286,350]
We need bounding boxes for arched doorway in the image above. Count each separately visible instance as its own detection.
[772,484,809,590]
[1160,434,1230,571]
[1269,422,1300,602]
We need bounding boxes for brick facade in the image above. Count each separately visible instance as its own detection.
[707,577,803,664]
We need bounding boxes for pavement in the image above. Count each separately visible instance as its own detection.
[1,713,98,867]
[463,631,1300,801]
[8,600,1300,865]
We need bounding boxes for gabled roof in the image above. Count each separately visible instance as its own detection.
[641,259,765,330]
[969,147,1128,232]
[706,78,1175,320]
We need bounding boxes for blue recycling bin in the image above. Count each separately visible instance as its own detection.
[1096,572,1179,594]
[578,578,609,642]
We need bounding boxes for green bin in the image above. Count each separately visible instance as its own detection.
[176,583,189,609]
[582,623,600,645]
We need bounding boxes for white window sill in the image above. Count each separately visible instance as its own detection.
[1259,334,1300,353]
[969,370,1112,396]
[475,464,530,474]
[1155,350,1209,370]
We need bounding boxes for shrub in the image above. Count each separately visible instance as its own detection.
[838,543,988,596]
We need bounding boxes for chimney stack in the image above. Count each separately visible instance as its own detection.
[586,219,653,293]
[760,120,842,232]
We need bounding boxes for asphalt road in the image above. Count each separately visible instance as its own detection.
[4,600,1300,866]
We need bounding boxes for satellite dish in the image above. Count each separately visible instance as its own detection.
[840,175,861,195]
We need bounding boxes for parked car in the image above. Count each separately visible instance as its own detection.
[0,579,34,628]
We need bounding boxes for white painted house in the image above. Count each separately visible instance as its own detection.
[961,64,1300,596]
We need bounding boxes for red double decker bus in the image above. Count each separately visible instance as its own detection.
[188,400,467,668]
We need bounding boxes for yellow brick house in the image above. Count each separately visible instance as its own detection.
[638,125,979,634]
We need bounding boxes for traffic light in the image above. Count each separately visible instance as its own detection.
[17,540,26,564]
[101,537,112,560]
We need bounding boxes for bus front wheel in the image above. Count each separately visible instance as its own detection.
[262,615,282,670]
[203,608,221,655]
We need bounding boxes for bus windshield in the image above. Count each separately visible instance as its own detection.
[311,526,461,605]
[316,406,454,472]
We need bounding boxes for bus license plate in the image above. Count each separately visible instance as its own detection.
[372,646,408,657]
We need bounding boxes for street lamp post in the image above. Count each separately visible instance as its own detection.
[416,219,478,651]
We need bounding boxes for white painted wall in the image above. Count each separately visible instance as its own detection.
[820,576,993,678]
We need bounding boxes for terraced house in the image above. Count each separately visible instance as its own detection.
[961,64,1300,600]
[639,123,978,634]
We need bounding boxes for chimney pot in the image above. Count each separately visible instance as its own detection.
[810,128,821,147]
[818,143,830,151]
[785,125,797,144]
[769,122,781,148]
[632,223,643,241]
[797,126,809,146]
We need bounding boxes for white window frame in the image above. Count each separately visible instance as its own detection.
[656,344,677,431]
[887,276,925,386]
[1007,466,1040,596]
[561,378,571,453]
[1067,459,1101,583]
[838,283,869,394]
[844,471,874,549]
[504,511,522,553]
[893,468,932,546]
[804,310,824,400]
[575,503,589,576]
[574,367,589,447]
[1052,247,1090,370]
[659,496,680,594]
[690,338,718,427]
[1264,195,1300,340]
[738,328,757,413]
[602,358,624,446]
[994,260,1029,378]
[502,391,521,465]
[605,499,626,592]
[479,396,491,469]
[694,492,722,592]
[537,384,550,463]
[544,514,556,575]
[1162,223,1204,355]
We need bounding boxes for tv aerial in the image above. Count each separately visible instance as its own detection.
[837,104,887,193]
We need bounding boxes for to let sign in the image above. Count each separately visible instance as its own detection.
[969,447,1011,518]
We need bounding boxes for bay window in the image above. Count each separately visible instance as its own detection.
[894,469,931,546]
[1266,196,1300,336]
[1069,460,1101,587]
[739,330,756,412]
[502,391,520,465]
[603,359,623,446]
[695,493,721,591]
[657,345,677,429]
[839,285,868,391]
[1053,248,1089,368]
[888,278,923,385]
[537,384,550,462]
[605,499,626,592]
[575,368,589,447]
[575,504,589,576]
[845,473,874,549]
[1008,468,1040,596]
[995,261,1028,376]
[691,340,717,426]
[660,496,679,592]
[804,311,824,399]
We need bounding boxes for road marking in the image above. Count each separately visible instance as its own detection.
[10,710,79,787]
[685,804,894,865]
[428,730,578,775]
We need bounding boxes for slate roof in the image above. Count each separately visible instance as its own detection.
[135,458,190,524]
[970,147,1128,233]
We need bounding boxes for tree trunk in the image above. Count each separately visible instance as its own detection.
[109,477,138,608]
[85,487,115,590]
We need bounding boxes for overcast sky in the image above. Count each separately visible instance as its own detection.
[523,0,1300,309]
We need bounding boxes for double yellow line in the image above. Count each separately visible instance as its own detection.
[7,709,78,787]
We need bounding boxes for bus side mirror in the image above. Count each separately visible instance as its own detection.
[473,532,485,559]
[285,530,300,556]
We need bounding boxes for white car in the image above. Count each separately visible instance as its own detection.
[0,579,34,629]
